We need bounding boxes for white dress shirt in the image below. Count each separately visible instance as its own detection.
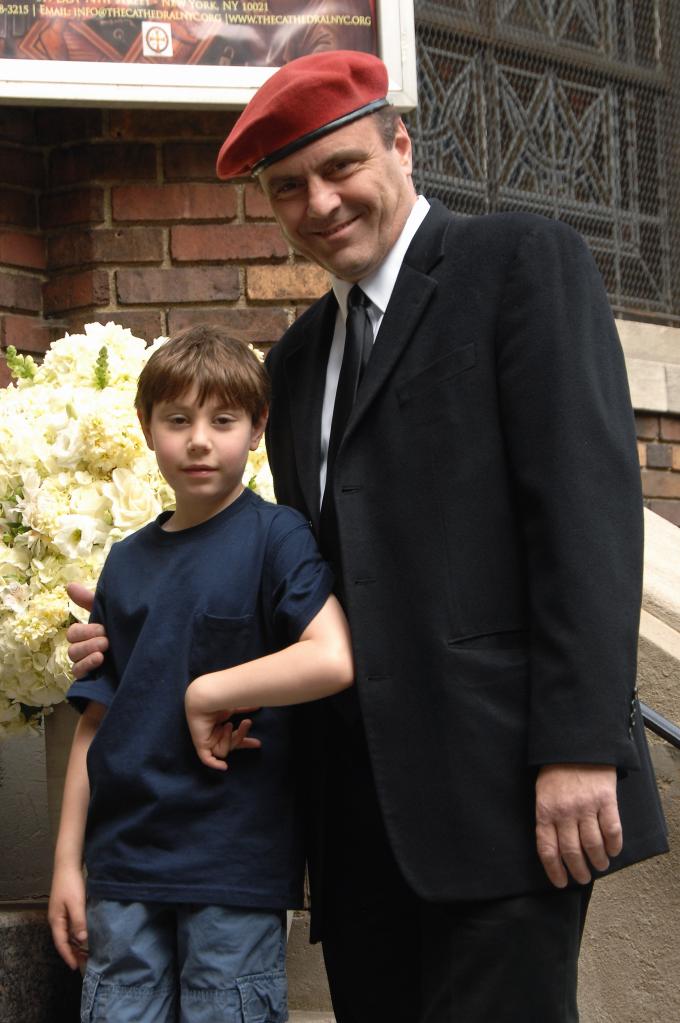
[319,195,431,496]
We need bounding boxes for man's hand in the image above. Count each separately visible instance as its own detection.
[48,863,89,971]
[535,763,622,888]
[66,583,108,679]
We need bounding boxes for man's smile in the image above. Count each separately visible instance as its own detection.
[310,214,361,240]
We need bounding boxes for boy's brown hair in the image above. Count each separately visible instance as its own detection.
[135,325,270,425]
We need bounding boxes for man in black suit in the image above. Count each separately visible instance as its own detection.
[69,50,667,1023]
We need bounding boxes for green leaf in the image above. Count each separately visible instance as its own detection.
[94,346,110,390]
[5,346,36,381]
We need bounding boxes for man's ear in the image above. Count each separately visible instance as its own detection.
[137,409,154,451]
[394,118,413,176]
[250,407,269,450]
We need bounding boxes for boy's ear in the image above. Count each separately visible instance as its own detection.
[137,409,154,451]
[250,407,269,450]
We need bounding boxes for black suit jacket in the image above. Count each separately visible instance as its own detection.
[266,201,668,905]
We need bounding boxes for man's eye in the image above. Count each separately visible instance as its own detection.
[330,159,356,176]
[273,180,302,198]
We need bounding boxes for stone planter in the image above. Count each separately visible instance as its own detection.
[44,701,79,848]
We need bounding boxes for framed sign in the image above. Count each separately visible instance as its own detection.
[0,0,416,109]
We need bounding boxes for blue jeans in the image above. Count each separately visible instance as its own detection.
[80,899,287,1023]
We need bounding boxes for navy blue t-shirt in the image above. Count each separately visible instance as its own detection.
[68,488,333,909]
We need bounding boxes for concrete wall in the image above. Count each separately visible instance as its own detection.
[0,731,50,901]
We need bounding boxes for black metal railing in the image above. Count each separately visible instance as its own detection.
[641,702,680,750]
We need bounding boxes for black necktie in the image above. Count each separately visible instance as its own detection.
[326,285,373,476]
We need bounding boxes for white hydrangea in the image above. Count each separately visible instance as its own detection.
[244,443,275,503]
[0,323,271,736]
[0,324,172,735]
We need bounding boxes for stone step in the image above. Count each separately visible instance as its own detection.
[289,1015,335,1022]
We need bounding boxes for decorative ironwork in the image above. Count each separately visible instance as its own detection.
[408,0,679,323]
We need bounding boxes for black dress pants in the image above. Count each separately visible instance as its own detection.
[319,727,592,1023]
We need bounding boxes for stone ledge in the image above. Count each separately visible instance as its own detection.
[643,508,680,634]
[617,319,680,414]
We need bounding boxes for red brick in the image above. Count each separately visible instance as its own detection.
[635,413,659,440]
[48,228,164,271]
[247,264,329,302]
[293,302,319,318]
[43,270,110,315]
[0,108,36,144]
[171,224,288,262]
[1,314,51,353]
[109,110,235,140]
[673,446,680,471]
[61,309,165,343]
[0,146,44,189]
[244,183,276,220]
[660,416,680,442]
[0,231,46,270]
[647,500,680,529]
[49,143,156,186]
[40,189,105,228]
[116,267,239,305]
[35,108,104,145]
[163,143,221,181]
[112,183,236,222]
[637,441,646,468]
[0,355,11,387]
[0,271,42,313]
[0,187,37,228]
[167,306,288,345]
[646,443,673,469]
[641,468,680,500]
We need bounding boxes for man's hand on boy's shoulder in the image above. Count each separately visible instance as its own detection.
[66,583,108,679]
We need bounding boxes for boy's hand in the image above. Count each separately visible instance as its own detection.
[66,583,108,679]
[186,680,262,770]
[48,864,89,971]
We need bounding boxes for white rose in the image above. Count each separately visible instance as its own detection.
[52,514,109,559]
[103,467,162,533]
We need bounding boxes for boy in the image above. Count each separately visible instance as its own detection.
[48,325,354,1022]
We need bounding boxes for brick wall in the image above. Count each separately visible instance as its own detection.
[1,104,680,527]
[0,107,47,373]
[637,414,680,527]
[0,105,328,363]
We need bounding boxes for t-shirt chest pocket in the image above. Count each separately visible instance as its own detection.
[188,613,254,679]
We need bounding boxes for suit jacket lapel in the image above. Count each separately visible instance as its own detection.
[280,200,454,517]
[344,199,452,441]
[283,292,337,532]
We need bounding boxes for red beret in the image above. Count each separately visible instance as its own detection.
[216,50,389,180]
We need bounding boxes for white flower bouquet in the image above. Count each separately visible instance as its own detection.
[0,322,272,737]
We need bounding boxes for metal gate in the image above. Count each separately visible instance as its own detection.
[407,0,680,325]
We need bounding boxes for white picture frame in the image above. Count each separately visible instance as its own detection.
[0,0,417,110]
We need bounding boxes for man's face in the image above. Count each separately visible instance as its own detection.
[258,116,417,282]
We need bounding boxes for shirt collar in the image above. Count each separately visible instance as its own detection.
[331,195,431,318]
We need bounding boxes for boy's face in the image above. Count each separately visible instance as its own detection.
[140,388,266,530]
